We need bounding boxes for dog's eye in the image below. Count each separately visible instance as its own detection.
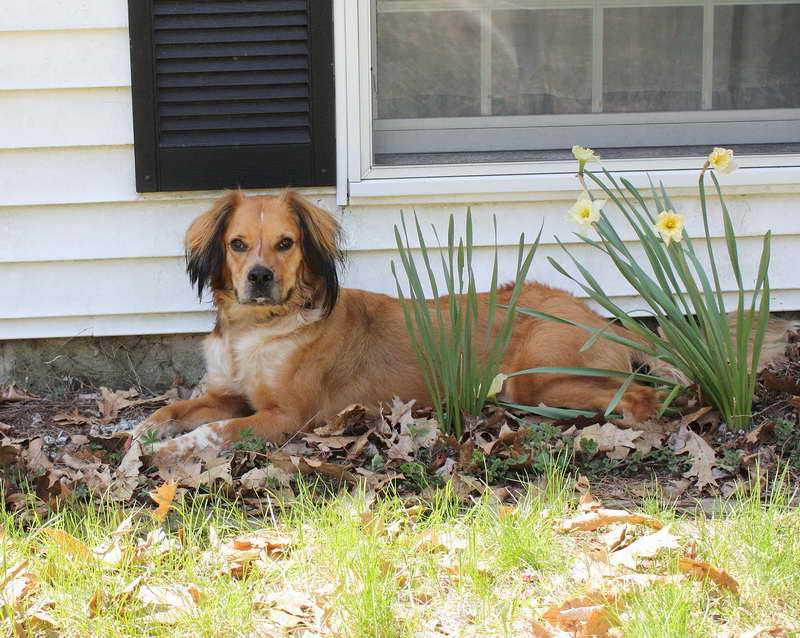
[276,238,294,251]
[230,239,247,252]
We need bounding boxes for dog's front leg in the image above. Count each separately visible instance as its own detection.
[131,393,252,443]
[147,408,304,466]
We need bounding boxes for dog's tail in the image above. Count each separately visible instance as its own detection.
[633,314,798,385]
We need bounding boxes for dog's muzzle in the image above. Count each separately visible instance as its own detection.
[244,266,277,304]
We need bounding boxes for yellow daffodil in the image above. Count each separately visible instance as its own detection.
[487,373,508,399]
[572,145,600,172]
[654,210,685,246]
[569,193,605,232]
[707,147,737,175]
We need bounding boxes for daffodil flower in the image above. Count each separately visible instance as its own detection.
[572,145,600,173]
[654,210,685,246]
[707,147,737,175]
[569,193,605,233]
[487,373,508,399]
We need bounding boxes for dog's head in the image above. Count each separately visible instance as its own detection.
[185,190,343,317]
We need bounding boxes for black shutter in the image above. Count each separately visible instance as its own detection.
[128,0,335,192]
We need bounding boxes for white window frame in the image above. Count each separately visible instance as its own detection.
[334,0,800,206]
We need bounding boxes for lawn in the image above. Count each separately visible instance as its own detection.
[1,466,797,638]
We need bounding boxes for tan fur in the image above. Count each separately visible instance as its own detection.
[134,191,795,465]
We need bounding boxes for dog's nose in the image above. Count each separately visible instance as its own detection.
[247,266,274,286]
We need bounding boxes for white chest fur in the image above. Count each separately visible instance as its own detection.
[203,311,320,398]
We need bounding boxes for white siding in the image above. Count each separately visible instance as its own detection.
[1,0,799,341]
[0,88,133,149]
[0,30,130,91]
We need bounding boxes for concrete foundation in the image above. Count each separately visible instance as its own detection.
[0,334,206,395]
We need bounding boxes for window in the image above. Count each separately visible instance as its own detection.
[128,0,335,193]
[370,0,800,167]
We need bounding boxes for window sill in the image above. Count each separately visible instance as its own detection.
[347,155,800,205]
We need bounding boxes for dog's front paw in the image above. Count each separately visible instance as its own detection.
[149,439,190,469]
[147,422,229,468]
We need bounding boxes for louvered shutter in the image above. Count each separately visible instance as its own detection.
[128,0,335,192]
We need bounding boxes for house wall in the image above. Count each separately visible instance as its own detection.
[1,0,799,353]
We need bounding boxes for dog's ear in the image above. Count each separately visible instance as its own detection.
[185,190,243,299]
[284,191,344,317]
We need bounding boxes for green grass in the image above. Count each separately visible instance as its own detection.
[1,472,798,637]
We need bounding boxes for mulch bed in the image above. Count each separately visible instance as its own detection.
[1,333,798,522]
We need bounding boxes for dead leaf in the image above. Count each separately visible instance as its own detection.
[574,423,643,460]
[498,505,515,521]
[160,449,232,488]
[387,396,416,428]
[0,437,22,465]
[266,608,305,629]
[735,627,790,638]
[0,385,39,402]
[303,434,361,450]
[97,387,139,423]
[137,583,201,607]
[346,430,372,460]
[313,404,367,436]
[359,512,387,537]
[232,529,294,557]
[412,529,466,554]
[450,472,499,503]
[88,590,103,617]
[1,561,36,609]
[137,583,202,622]
[542,594,618,637]
[253,589,314,614]
[22,438,53,473]
[149,481,177,522]
[219,529,295,576]
[91,539,126,568]
[354,467,405,491]
[577,478,602,512]
[406,417,439,452]
[253,589,317,630]
[44,529,95,562]
[61,453,113,494]
[678,406,715,427]
[239,464,293,491]
[609,525,680,569]
[26,599,59,629]
[110,440,143,501]
[531,622,557,637]
[54,409,93,426]
[678,557,739,594]
[673,425,718,489]
[135,529,180,559]
[267,451,357,483]
[557,509,663,533]
[632,431,667,456]
[600,524,630,553]
[386,432,414,462]
[745,421,775,445]
[762,370,800,396]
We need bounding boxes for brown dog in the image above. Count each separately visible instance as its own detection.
[131,190,677,464]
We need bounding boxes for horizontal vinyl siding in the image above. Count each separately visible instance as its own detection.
[0,1,128,32]
[1,0,799,340]
[0,29,131,91]
[0,88,133,149]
